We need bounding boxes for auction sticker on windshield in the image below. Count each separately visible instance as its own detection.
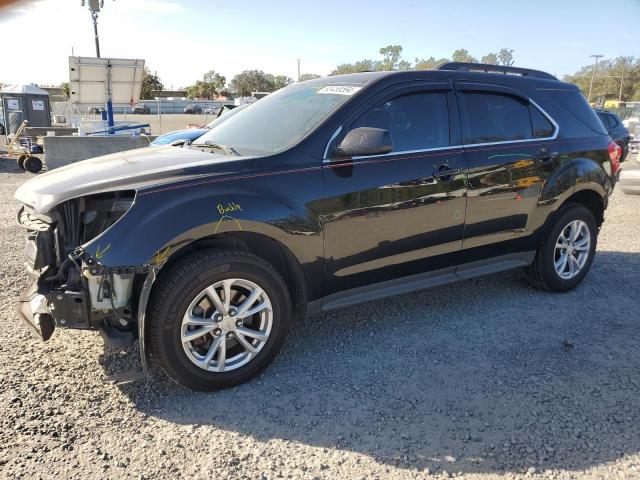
[317,85,362,96]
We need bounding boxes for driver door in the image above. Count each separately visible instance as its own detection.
[321,83,468,300]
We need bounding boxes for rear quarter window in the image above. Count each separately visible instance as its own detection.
[462,92,532,144]
[541,89,608,135]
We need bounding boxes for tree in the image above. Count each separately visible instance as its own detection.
[378,45,404,71]
[497,48,515,67]
[141,67,163,100]
[203,70,226,92]
[269,74,293,90]
[186,70,226,99]
[331,59,379,75]
[414,57,449,70]
[451,49,478,63]
[229,70,276,96]
[565,56,640,102]
[481,53,498,65]
[60,82,70,98]
[299,73,322,81]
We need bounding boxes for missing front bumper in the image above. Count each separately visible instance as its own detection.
[17,278,93,341]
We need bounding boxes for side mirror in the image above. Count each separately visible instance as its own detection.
[332,127,393,159]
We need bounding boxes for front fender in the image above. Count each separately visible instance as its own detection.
[82,168,324,271]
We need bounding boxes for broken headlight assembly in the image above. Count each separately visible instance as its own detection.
[18,191,138,336]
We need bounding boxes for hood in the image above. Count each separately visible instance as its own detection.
[15,145,252,213]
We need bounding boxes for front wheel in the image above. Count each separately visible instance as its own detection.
[147,249,291,391]
[526,203,598,292]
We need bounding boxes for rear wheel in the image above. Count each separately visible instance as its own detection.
[148,249,291,391]
[526,203,598,292]
[17,154,28,170]
[23,156,43,173]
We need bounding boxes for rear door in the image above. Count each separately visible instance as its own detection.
[455,83,560,266]
[322,82,468,297]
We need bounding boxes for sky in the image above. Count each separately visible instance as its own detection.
[0,0,638,88]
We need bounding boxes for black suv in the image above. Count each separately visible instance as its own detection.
[595,109,630,161]
[15,63,620,391]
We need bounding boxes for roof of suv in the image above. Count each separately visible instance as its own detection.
[308,62,569,90]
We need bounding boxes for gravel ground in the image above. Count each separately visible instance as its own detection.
[0,156,639,480]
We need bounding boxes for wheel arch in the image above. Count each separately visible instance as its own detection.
[153,230,308,323]
[561,188,606,227]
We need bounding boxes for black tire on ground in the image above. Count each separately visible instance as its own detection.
[525,203,598,292]
[147,249,292,391]
[23,156,43,173]
[0,124,4,135]
[17,154,29,170]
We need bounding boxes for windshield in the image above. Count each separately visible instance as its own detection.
[205,103,249,129]
[193,82,362,155]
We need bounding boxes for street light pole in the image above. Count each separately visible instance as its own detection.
[91,10,100,58]
[82,0,108,58]
[587,54,603,103]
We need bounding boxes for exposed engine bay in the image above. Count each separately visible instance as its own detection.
[17,191,141,341]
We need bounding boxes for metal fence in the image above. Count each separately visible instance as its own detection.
[50,99,240,135]
[608,107,637,121]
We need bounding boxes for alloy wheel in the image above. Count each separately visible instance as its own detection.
[181,278,273,373]
[554,219,591,280]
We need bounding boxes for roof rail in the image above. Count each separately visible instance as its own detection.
[436,62,557,81]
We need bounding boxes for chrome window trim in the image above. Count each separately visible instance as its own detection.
[350,144,463,161]
[322,125,342,160]
[322,97,559,163]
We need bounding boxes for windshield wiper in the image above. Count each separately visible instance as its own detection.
[194,141,239,156]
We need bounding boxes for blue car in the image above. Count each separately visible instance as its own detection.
[150,104,249,147]
[149,127,208,146]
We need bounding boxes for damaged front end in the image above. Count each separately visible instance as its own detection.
[17,191,144,344]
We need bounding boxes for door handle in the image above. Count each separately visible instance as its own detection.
[536,148,558,162]
[433,166,462,179]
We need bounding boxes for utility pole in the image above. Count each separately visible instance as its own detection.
[619,75,624,102]
[587,54,603,103]
[297,58,301,82]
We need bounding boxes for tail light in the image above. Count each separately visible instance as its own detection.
[608,141,621,174]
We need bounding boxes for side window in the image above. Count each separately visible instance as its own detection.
[350,91,450,152]
[597,112,608,128]
[530,106,555,138]
[462,92,532,144]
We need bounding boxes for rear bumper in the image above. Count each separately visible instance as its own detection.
[17,280,55,341]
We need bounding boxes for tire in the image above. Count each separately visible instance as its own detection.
[147,249,292,391]
[17,154,28,170]
[619,144,628,162]
[23,156,43,173]
[526,203,598,292]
